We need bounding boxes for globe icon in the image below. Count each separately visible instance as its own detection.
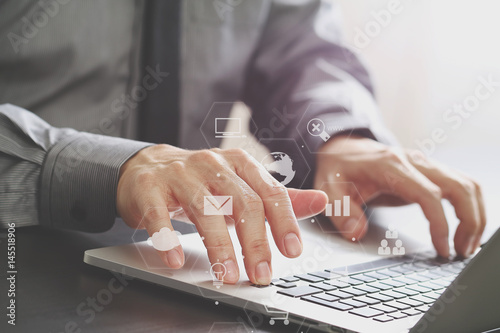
[261,152,296,186]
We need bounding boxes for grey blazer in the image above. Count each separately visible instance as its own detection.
[0,0,392,231]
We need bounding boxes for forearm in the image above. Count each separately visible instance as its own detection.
[0,104,151,231]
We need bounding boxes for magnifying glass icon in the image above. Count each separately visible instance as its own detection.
[307,118,330,142]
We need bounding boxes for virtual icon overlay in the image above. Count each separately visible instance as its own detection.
[204,196,233,216]
[325,196,350,217]
[378,225,405,256]
[261,152,296,186]
[307,118,330,142]
[210,262,227,288]
[214,117,245,138]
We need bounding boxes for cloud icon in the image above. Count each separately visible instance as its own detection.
[149,227,181,251]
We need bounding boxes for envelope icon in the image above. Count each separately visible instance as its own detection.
[204,196,233,216]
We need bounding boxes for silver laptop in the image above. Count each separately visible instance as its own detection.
[84,218,500,333]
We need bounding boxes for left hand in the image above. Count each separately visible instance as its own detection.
[314,135,486,258]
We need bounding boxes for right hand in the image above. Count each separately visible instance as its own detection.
[117,144,328,285]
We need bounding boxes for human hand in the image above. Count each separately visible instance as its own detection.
[314,135,486,258]
[117,145,328,285]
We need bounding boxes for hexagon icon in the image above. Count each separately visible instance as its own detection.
[199,101,258,149]
[254,138,311,190]
[311,181,369,236]
[296,102,355,155]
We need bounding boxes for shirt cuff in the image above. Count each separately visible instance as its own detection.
[40,132,152,232]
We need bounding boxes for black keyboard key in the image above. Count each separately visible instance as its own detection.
[270,279,281,285]
[371,304,397,313]
[402,308,422,316]
[309,271,338,280]
[310,282,336,291]
[393,287,419,297]
[354,296,380,305]
[275,282,297,288]
[380,279,405,288]
[342,287,366,296]
[349,307,383,318]
[277,285,322,297]
[368,293,393,302]
[354,284,379,294]
[295,274,324,283]
[388,312,407,319]
[385,300,411,311]
[351,274,376,283]
[313,293,339,302]
[326,280,350,289]
[410,295,435,305]
[327,290,352,299]
[373,315,394,322]
[301,296,352,311]
[367,282,392,291]
[340,298,366,308]
[398,298,423,307]
[380,290,406,299]
[280,276,299,283]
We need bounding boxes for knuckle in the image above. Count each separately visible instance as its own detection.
[383,148,403,163]
[453,179,475,197]
[135,170,155,185]
[428,186,443,201]
[247,238,270,255]
[166,161,186,174]
[189,150,220,165]
[208,234,232,250]
[243,195,264,214]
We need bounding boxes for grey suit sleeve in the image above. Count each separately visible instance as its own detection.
[0,104,151,231]
[243,0,397,188]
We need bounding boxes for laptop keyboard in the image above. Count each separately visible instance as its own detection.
[252,252,472,323]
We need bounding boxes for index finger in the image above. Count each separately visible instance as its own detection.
[375,161,450,257]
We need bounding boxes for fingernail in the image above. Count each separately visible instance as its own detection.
[166,249,183,268]
[223,259,239,283]
[255,261,272,285]
[284,233,302,257]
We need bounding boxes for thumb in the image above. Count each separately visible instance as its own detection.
[287,188,328,219]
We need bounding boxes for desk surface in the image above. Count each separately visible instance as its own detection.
[1,147,499,333]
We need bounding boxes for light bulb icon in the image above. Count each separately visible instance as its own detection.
[210,262,227,288]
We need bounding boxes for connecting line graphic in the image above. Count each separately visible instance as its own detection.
[263,304,290,325]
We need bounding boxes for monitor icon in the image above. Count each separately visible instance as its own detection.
[215,118,243,138]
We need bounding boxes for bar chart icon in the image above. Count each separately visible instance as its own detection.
[325,196,350,217]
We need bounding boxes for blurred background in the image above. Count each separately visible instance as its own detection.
[223,0,500,154]
[221,0,500,238]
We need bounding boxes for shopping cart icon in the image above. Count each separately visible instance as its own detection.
[263,304,289,325]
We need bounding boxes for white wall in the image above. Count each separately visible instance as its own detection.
[336,0,500,153]
[223,0,500,158]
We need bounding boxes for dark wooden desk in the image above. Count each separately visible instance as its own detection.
[0,221,314,333]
